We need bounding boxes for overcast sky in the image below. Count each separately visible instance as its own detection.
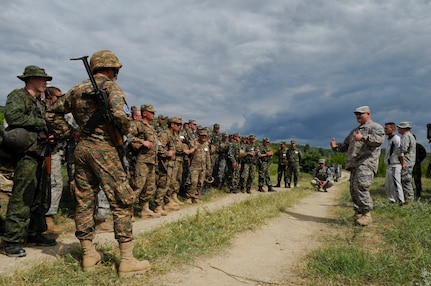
[1,0,431,148]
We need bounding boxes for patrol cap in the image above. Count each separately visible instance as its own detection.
[169,116,183,124]
[17,65,52,81]
[318,159,326,164]
[198,129,208,136]
[263,137,270,142]
[158,114,168,119]
[397,121,412,129]
[290,140,296,144]
[354,106,370,114]
[248,134,256,139]
[141,104,156,113]
[280,141,286,145]
[213,123,220,128]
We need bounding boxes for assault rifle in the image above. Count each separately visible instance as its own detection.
[70,56,126,170]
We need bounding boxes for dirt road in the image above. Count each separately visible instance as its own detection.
[0,177,345,285]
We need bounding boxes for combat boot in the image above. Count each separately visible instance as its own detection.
[246,187,251,194]
[45,216,62,235]
[153,205,168,216]
[268,186,277,192]
[275,181,280,187]
[356,211,372,226]
[164,200,180,211]
[118,241,151,277]
[140,202,161,218]
[284,182,287,188]
[287,183,291,188]
[80,240,103,272]
[171,193,184,205]
[258,186,265,192]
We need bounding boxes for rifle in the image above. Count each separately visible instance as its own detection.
[70,56,126,170]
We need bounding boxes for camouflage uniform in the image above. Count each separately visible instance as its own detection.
[310,160,334,191]
[257,138,274,192]
[227,133,241,193]
[170,128,189,200]
[156,128,173,205]
[47,71,133,243]
[334,109,384,216]
[286,140,302,187]
[187,130,211,201]
[240,135,257,193]
[128,111,158,205]
[398,122,416,201]
[276,142,288,187]
[3,86,51,246]
[208,123,221,180]
[215,133,229,188]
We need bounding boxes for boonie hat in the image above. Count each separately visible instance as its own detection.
[17,65,52,81]
[141,104,156,112]
[397,122,412,129]
[354,106,370,114]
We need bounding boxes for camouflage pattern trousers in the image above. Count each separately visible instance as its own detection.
[169,158,183,198]
[241,163,255,191]
[258,162,272,188]
[74,140,134,243]
[287,163,300,186]
[46,151,63,216]
[277,164,288,184]
[349,166,374,214]
[133,161,156,204]
[187,167,205,199]
[401,166,415,201]
[4,153,48,243]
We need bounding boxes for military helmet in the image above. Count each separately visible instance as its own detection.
[90,50,122,73]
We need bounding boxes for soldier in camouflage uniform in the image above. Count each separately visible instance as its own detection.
[208,123,221,179]
[46,50,149,276]
[240,134,257,194]
[215,132,229,188]
[3,65,56,257]
[286,140,302,188]
[257,137,275,192]
[227,133,241,193]
[186,129,211,203]
[129,104,163,218]
[310,159,334,192]
[397,122,416,202]
[331,105,384,226]
[276,141,288,188]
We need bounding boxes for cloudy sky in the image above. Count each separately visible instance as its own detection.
[1,0,431,148]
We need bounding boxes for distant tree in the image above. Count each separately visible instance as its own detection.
[303,144,310,153]
[301,148,322,174]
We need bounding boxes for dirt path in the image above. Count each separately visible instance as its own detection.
[0,176,346,284]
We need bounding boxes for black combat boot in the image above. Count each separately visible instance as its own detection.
[258,186,264,192]
[268,186,277,192]
[275,181,280,188]
[246,188,251,194]
[287,183,291,188]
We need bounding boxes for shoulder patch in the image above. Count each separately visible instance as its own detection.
[123,104,131,115]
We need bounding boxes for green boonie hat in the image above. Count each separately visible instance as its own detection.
[17,65,52,81]
[141,104,156,112]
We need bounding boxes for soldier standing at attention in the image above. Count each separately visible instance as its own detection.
[240,134,257,194]
[46,50,149,276]
[186,129,211,203]
[331,105,384,226]
[286,140,302,188]
[397,122,416,202]
[227,132,241,193]
[257,137,275,192]
[276,141,288,188]
[3,65,57,257]
[129,104,163,218]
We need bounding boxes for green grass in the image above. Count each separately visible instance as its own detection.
[0,167,315,285]
[301,176,431,286]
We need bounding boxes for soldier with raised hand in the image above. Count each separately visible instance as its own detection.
[331,105,384,226]
[3,65,56,258]
[46,50,149,276]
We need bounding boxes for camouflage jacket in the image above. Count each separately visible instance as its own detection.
[337,120,384,173]
[129,120,158,164]
[277,146,288,165]
[313,166,333,181]
[227,141,240,164]
[400,132,416,167]
[287,148,302,165]
[46,74,130,146]
[190,141,211,171]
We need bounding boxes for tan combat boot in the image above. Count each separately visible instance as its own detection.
[118,241,151,277]
[140,202,161,218]
[45,216,62,235]
[164,200,180,211]
[356,211,372,226]
[153,205,168,216]
[171,193,184,205]
[80,240,103,272]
